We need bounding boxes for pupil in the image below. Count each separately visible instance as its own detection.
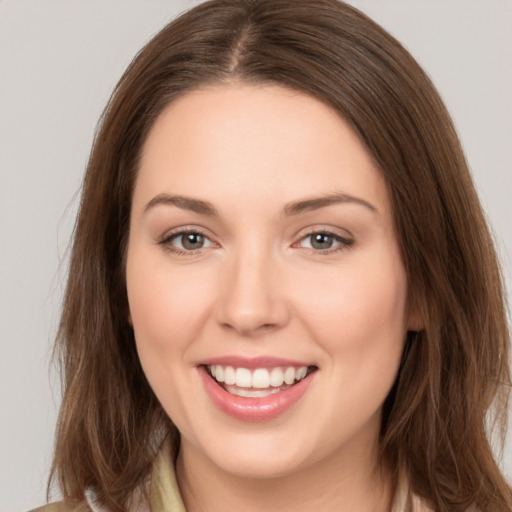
[183,233,204,250]
[311,233,333,249]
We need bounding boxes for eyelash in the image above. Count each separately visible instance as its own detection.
[158,228,214,256]
[158,228,354,256]
[294,230,354,254]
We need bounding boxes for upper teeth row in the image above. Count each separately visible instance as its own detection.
[208,365,308,389]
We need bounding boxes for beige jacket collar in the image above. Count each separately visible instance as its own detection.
[85,441,428,512]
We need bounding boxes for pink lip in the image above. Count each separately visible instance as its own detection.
[198,365,315,422]
[199,355,312,369]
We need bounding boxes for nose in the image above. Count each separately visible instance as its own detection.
[215,245,290,337]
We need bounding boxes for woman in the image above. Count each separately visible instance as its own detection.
[33,0,511,511]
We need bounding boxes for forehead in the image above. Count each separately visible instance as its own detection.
[134,82,389,217]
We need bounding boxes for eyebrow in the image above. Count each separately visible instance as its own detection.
[282,193,379,216]
[144,194,219,216]
[143,191,379,217]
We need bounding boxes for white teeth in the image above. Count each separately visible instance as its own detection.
[235,367,252,388]
[224,366,236,385]
[209,364,310,390]
[252,368,270,388]
[270,367,284,387]
[284,367,296,385]
[296,366,307,380]
[225,386,282,398]
[215,365,225,383]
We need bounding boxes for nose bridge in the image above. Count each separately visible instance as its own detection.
[216,238,288,335]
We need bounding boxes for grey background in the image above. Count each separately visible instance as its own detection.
[0,1,510,510]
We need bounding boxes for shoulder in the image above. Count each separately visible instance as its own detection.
[29,501,91,512]
[29,485,150,512]
[411,495,482,512]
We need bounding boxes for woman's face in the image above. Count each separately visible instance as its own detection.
[126,83,417,479]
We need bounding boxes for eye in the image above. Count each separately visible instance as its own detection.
[296,230,354,253]
[159,229,216,254]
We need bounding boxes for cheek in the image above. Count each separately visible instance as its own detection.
[126,250,214,350]
[291,253,409,437]
[125,248,217,425]
[292,252,408,367]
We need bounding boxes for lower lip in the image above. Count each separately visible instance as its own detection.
[198,366,314,422]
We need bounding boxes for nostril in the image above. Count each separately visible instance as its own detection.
[219,318,282,337]
[215,270,290,335]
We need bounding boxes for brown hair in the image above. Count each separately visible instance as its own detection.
[50,1,511,510]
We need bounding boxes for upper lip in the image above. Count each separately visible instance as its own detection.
[199,356,315,369]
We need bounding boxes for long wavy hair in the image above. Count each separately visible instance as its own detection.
[49,1,511,510]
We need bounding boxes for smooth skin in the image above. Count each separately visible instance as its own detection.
[126,83,421,512]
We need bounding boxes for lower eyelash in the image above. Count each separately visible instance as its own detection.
[157,229,209,255]
[156,229,354,256]
[302,231,354,254]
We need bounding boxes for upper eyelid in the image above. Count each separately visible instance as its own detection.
[294,225,353,241]
[156,228,215,253]
[167,230,213,242]
[157,226,354,248]
[158,228,217,255]
[294,231,353,247]
[160,226,213,242]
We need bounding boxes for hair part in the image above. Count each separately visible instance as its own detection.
[50,1,511,511]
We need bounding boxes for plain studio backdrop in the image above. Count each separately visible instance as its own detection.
[0,1,511,510]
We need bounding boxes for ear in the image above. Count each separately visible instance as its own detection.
[127,310,133,326]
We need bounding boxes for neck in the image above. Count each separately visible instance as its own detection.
[176,439,393,512]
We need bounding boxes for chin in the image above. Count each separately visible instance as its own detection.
[213,450,308,480]
[210,428,322,479]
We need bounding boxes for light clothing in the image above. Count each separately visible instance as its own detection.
[32,442,431,512]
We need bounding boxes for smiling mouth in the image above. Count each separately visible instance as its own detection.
[205,364,317,398]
